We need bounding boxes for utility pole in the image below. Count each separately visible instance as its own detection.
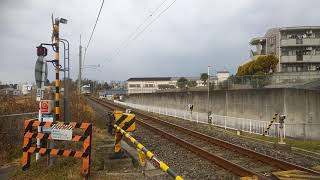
[207,65,210,111]
[78,35,82,94]
[207,65,212,128]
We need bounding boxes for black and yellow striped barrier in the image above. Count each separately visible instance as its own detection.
[113,124,184,180]
[113,111,136,154]
[263,113,278,136]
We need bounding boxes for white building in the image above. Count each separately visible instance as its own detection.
[127,73,230,94]
[127,77,172,94]
[216,71,230,83]
[21,84,33,95]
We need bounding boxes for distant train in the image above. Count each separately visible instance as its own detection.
[81,85,91,96]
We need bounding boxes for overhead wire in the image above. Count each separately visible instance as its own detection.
[105,0,177,63]
[107,0,169,62]
[83,0,105,65]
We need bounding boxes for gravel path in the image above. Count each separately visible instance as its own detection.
[139,118,276,178]
[133,123,237,180]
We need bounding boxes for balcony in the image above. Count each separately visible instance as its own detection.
[281,38,320,46]
[281,55,320,63]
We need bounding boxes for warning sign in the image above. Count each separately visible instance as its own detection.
[40,101,48,113]
[51,124,73,140]
[40,100,53,114]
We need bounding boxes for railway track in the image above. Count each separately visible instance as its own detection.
[89,97,320,179]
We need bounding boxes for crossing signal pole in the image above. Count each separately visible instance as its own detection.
[50,16,67,165]
[52,17,67,122]
[53,18,61,122]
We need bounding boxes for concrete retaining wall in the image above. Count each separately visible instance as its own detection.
[125,88,320,140]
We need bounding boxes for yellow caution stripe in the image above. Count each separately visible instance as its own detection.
[113,123,183,180]
[263,113,278,136]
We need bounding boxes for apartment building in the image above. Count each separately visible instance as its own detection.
[250,26,320,72]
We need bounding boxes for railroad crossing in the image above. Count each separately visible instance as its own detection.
[1,2,320,180]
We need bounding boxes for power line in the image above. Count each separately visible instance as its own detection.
[84,0,105,65]
[131,0,177,42]
[109,0,169,59]
[105,0,177,62]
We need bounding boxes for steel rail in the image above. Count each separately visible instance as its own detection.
[135,112,320,176]
[90,97,320,177]
[136,118,263,178]
[89,98,265,178]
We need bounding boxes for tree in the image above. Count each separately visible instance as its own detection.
[103,82,111,90]
[187,80,197,88]
[158,84,176,89]
[176,77,188,89]
[200,73,208,85]
[236,55,278,76]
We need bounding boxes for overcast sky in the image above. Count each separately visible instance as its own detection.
[1,0,319,83]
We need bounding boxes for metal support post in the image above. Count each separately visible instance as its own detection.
[60,39,70,122]
[207,65,210,122]
[278,115,286,144]
[36,55,46,161]
[249,120,252,133]
[196,112,199,123]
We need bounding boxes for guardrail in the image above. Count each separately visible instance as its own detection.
[114,100,283,138]
[0,112,37,118]
[113,123,183,180]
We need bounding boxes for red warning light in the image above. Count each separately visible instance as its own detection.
[37,46,48,56]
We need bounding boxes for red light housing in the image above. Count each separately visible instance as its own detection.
[37,46,48,56]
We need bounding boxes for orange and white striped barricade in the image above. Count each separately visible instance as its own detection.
[21,119,92,178]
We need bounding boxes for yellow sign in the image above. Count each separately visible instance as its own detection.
[114,111,136,132]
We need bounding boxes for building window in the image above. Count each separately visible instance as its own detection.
[269,36,276,44]
[144,84,155,88]
[296,50,303,61]
[281,64,288,72]
[281,34,287,40]
[296,37,303,44]
[129,84,141,88]
[281,50,288,56]
[288,50,296,56]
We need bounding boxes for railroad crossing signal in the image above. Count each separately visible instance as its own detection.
[37,46,48,56]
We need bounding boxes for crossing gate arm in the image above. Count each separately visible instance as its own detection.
[113,124,184,180]
[21,119,92,178]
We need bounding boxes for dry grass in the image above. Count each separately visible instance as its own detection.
[0,95,38,165]
[7,94,104,179]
